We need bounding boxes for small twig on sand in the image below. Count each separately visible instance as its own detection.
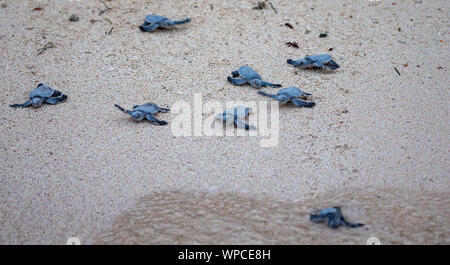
[106,27,113,35]
[253,1,277,14]
[284,23,293,29]
[253,1,266,10]
[69,14,79,22]
[285,42,299,48]
[268,2,278,14]
[394,67,401,76]
[104,18,113,24]
[37,42,54,56]
[99,0,111,16]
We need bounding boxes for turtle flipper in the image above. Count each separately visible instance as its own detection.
[114,104,127,112]
[340,216,364,228]
[45,94,67,105]
[10,99,32,108]
[227,77,247,86]
[341,219,364,228]
[234,118,256,130]
[145,114,168,126]
[312,62,325,68]
[172,18,191,25]
[257,91,278,99]
[261,81,282,88]
[287,59,300,66]
[231,70,240,77]
[139,22,159,32]
[326,60,340,70]
[291,98,316,108]
[114,104,134,115]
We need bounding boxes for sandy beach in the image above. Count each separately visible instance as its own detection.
[0,0,449,244]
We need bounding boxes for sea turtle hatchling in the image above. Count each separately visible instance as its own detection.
[10,83,67,108]
[115,102,170,126]
[139,14,191,32]
[216,106,256,130]
[227,66,282,88]
[257,86,316,108]
[310,207,364,229]
[287,54,340,70]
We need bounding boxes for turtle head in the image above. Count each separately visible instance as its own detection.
[216,113,234,124]
[130,111,145,121]
[31,97,44,108]
[277,95,289,104]
[288,59,308,67]
[249,79,262,88]
[296,59,308,67]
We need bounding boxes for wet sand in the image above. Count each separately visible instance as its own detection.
[94,188,450,244]
[0,0,449,244]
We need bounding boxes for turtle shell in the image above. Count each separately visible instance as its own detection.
[133,102,160,114]
[29,84,54,99]
[306,54,332,64]
[223,106,251,118]
[238,66,261,80]
[144,14,168,24]
[278,86,306,98]
[315,207,338,216]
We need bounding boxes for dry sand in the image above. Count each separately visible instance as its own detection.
[0,0,449,244]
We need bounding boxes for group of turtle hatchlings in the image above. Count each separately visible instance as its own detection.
[10,14,364,229]
[11,14,340,131]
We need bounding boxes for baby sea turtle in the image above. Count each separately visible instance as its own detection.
[10,83,67,108]
[227,66,281,88]
[115,102,170,126]
[216,106,256,130]
[310,207,364,229]
[257,86,316,108]
[139,14,191,32]
[287,54,340,70]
